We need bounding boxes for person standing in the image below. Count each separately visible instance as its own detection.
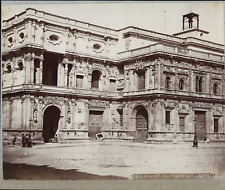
[22,134,25,147]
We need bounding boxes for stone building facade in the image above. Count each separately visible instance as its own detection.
[2,9,225,142]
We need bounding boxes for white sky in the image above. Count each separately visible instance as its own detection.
[2,1,224,44]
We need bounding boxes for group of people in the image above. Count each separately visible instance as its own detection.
[22,133,32,147]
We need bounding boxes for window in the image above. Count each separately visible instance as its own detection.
[76,75,84,88]
[196,76,203,92]
[91,70,101,89]
[165,76,170,89]
[213,83,218,95]
[179,79,184,90]
[137,70,145,90]
[179,116,185,132]
[165,111,170,124]
[17,62,23,70]
[110,79,116,92]
[214,119,218,133]
[6,65,11,73]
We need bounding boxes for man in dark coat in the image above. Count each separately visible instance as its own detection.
[22,134,25,147]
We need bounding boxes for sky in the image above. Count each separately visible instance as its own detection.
[2,1,224,44]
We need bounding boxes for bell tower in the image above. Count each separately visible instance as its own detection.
[173,12,209,39]
[183,12,199,30]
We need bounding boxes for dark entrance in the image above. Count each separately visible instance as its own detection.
[88,110,103,139]
[43,53,61,86]
[136,107,148,140]
[195,111,206,140]
[43,106,60,143]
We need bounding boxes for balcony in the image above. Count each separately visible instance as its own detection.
[118,43,224,63]
[2,84,121,99]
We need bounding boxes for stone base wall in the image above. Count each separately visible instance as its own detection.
[4,129,225,144]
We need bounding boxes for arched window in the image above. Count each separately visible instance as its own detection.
[6,65,11,73]
[179,79,184,90]
[213,83,218,95]
[165,76,170,89]
[91,70,101,89]
[17,62,23,70]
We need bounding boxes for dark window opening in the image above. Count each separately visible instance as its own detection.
[165,111,170,124]
[43,53,60,86]
[49,34,59,41]
[91,70,101,89]
[137,70,145,90]
[76,75,84,88]
[93,44,101,50]
[213,83,218,95]
[179,79,184,90]
[196,76,203,92]
[6,65,11,73]
[165,76,170,89]
[19,32,24,39]
[214,119,218,133]
[17,62,23,70]
[8,37,13,43]
[110,79,116,92]
[67,64,72,87]
[34,59,40,84]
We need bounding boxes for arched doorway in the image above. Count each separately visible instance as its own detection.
[135,106,148,140]
[43,106,61,143]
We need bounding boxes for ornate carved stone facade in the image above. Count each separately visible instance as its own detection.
[2,9,225,142]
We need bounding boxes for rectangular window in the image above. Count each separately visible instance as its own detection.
[179,117,185,132]
[76,75,84,88]
[137,72,145,90]
[214,119,219,133]
[110,79,116,92]
[165,111,170,124]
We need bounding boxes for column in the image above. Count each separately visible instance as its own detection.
[145,67,150,89]
[157,63,161,90]
[25,54,31,84]
[71,101,76,128]
[32,21,36,44]
[30,54,35,83]
[129,70,133,91]
[12,57,16,86]
[9,100,13,129]
[38,99,44,129]
[21,99,25,129]
[57,63,61,86]
[27,20,32,43]
[64,63,68,87]
[39,57,43,84]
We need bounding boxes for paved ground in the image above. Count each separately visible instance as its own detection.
[3,141,225,179]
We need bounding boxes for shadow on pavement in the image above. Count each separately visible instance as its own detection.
[3,162,127,180]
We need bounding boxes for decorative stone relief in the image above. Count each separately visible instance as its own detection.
[67,103,71,124]
[213,107,223,116]
[33,101,38,123]
[178,104,189,114]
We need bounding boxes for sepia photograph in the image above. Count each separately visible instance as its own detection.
[1,1,225,189]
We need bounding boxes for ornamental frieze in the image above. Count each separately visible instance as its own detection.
[213,107,223,116]
[88,100,108,108]
[44,96,63,106]
[178,104,190,114]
